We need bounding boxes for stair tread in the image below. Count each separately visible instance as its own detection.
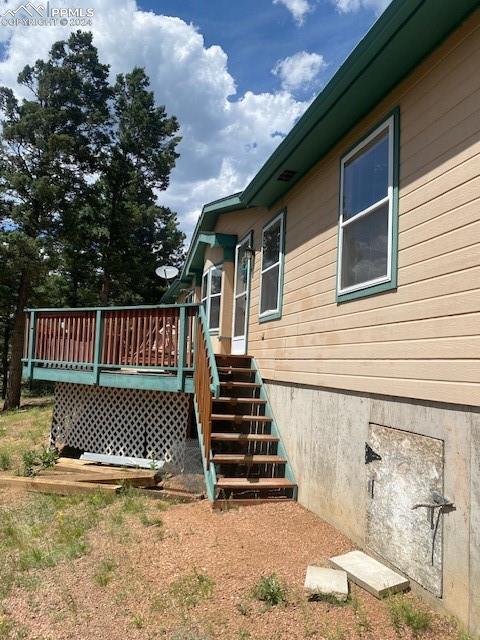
[220,381,260,388]
[216,354,253,360]
[211,414,272,422]
[211,432,279,442]
[216,477,296,488]
[214,397,266,404]
[213,454,286,464]
[218,367,254,374]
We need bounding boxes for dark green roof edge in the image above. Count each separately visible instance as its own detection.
[163,0,478,302]
[242,0,479,207]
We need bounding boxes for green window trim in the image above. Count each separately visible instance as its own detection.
[259,208,286,323]
[201,263,223,334]
[336,107,400,303]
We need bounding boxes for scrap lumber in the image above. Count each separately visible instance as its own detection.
[80,452,165,471]
[39,471,160,487]
[0,476,120,496]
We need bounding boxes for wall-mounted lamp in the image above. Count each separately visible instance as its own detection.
[244,246,255,259]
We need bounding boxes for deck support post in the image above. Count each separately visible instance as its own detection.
[93,309,104,385]
[177,306,186,391]
[26,310,36,380]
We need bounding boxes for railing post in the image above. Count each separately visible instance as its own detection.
[26,310,36,380]
[93,309,103,385]
[177,306,187,391]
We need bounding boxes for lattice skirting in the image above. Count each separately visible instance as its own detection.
[51,383,190,472]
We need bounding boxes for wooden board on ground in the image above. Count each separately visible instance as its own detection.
[0,476,121,496]
[80,452,165,471]
[39,471,160,487]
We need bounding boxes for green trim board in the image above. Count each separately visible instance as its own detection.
[23,365,195,393]
[336,108,400,303]
[258,208,286,323]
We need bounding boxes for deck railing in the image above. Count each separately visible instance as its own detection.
[22,304,198,389]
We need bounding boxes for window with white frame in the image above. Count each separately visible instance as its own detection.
[201,265,222,332]
[338,114,396,297]
[259,211,285,320]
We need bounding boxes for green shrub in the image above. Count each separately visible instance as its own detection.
[252,574,287,607]
[21,450,38,477]
[38,445,58,469]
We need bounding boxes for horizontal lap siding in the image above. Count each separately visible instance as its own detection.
[213,11,480,408]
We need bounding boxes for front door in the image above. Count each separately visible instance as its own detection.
[231,232,252,355]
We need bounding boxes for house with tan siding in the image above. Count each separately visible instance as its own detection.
[21,0,480,634]
[163,0,480,632]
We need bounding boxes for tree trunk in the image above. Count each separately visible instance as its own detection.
[1,319,11,399]
[3,272,30,410]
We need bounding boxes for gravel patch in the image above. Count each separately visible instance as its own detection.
[3,500,463,640]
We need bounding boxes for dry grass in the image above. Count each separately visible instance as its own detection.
[0,400,473,640]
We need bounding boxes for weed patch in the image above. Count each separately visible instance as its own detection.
[170,570,215,609]
[0,491,116,602]
[388,595,432,637]
[93,559,117,587]
[252,574,287,607]
[0,449,12,471]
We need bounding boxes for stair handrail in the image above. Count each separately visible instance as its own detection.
[197,305,220,398]
[193,306,221,477]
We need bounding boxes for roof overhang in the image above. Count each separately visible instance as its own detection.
[163,0,478,302]
[242,0,479,208]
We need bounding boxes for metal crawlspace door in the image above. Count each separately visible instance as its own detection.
[366,424,444,596]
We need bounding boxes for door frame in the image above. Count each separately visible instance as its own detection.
[231,231,253,355]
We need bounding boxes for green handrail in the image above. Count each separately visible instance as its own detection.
[25,303,199,313]
[197,305,220,398]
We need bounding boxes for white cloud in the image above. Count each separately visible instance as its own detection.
[273,0,313,26]
[332,0,391,14]
[272,51,326,92]
[0,0,310,241]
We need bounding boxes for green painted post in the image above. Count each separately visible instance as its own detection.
[177,306,186,391]
[93,309,103,385]
[26,310,36,380]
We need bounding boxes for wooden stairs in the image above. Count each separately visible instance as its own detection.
[209,354,297,506]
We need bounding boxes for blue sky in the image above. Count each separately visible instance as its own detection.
[139,0,379,97]
[0,0,391,239]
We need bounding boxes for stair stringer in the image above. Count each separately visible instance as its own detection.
[193,396,217,502]
[251,357,298,500]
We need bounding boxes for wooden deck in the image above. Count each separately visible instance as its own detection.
[22,304,197,392]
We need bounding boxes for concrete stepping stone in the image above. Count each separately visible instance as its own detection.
[304,566,349,601]
[330,550,409,598]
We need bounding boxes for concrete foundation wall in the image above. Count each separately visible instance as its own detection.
[264,380,480,634]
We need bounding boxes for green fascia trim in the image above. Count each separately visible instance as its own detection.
[336,107,400,304]
[23,365,195,393]
[241,0,478,208]
[203,193,243,214]
[258,209,286,324]
[184,232,237,281]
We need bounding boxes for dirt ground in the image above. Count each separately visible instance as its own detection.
[0,402,471,640]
